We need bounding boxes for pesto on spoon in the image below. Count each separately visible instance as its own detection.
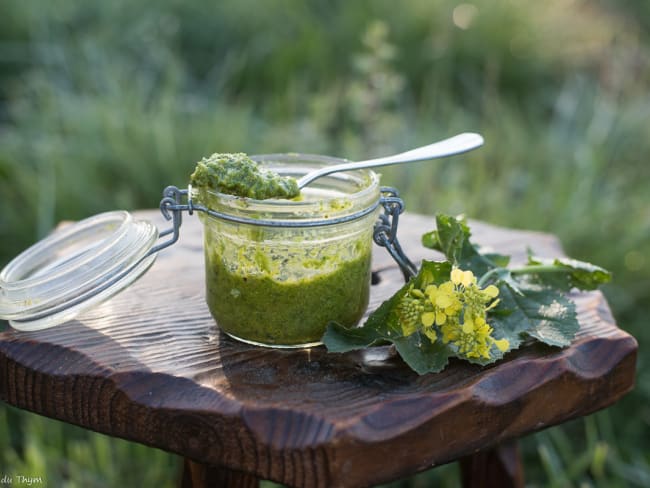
[190,152,300,200]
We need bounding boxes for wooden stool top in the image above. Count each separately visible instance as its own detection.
[0,211,637,487]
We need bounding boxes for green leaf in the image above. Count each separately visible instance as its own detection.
[525,256,612,291]
[413,259,453,288]
[422,214,470,261]
[322,260,453,372]
[422,214,509,276]
[323,280,403,352]
[324,215,604,375]
[322,321,387,352]
[482,251,511,269]
[479,267,525,294]
[393,333,453,374]
[492,282,579,348]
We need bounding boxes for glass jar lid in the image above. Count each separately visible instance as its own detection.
[0,211,158,331]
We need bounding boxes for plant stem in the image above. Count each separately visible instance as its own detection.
[477,264,565,287]
[510,264,563,275]
[477,268,502,287]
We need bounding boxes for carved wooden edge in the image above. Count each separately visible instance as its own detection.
[0,329,637,488]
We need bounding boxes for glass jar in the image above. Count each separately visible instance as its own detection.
[195,154,381,348]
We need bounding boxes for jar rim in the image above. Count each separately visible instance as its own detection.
[194,153,381,226]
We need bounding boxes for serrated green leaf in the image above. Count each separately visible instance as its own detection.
[481,251,511,269]
[323,281,404,352]
[465,249,511,277]
[526,256,612,291]
[423,214,509,276]
[324,214,605,376]
[492,282,578,348]
[393,333,453,374]
[322,321,387,352]
[421,214,470,261]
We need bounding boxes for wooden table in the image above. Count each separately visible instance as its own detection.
[0,211,637,488]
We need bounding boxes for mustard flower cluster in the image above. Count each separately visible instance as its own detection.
[395,268,509,360]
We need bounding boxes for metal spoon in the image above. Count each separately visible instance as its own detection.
[296,132,484,189]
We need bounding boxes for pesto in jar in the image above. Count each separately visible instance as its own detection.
[190,153,300,200]
[204,245,371,346]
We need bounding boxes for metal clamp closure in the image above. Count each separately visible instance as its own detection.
[147,186,191,255]
[374,187,417,281]
[152,185,417,283]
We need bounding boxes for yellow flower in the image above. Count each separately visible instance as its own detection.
[421,281,463,334]
[426,282,460,311]
[451,268,476,287]
[435,310,447,325]
[450,267,464,285]
[455,314,494,359]
[421,312,435,327]
[396,286,426,336]
[484,284,499,298]
[461,277,501,319]
[462,315,475,334]
[423,326,437,343]
[494,338,510,352]
[450,313,510,359]
[440,315,461,344]
[394,267,507,359]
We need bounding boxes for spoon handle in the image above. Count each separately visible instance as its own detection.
[296,132,484,189]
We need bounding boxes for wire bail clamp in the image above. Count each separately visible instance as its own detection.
[374,187,417,281]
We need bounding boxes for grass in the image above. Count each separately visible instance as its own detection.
[0,405,179,488]
[1,0,649,486]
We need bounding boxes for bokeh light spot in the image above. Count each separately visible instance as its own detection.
[453,4,479,30]
[624,250,645,272]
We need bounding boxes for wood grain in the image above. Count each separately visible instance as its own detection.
[0,211,637,488]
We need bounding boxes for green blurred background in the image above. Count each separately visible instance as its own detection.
[1,0,648,486]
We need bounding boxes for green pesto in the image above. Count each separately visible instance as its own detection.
[190,152,300,200]
[205,249,372,346]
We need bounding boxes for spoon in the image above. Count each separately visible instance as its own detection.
[296,132,484,189]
